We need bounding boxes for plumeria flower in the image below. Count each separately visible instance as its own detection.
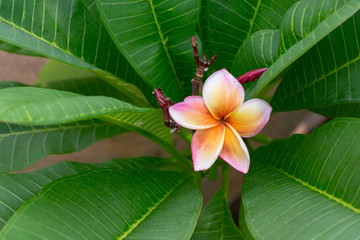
[169,69,272,173]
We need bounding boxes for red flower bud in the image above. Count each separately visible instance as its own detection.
[191,36,197,48]
[153,87,182,133]
[237,68,267,84]
[153,87,167,110]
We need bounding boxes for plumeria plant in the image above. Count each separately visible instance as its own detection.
[0,0,359,239]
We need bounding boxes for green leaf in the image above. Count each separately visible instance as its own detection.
[238,202,255,240]
[0,87,150,125]
[231,0,360,100]
[91,70,157,107]
[0,85,180,164]
[80,0,101,19]
[103,110,172,144]
[35,60,94,85]
[0,119,127,173]
[96,0,200,100]
[101,111,193,169]
[0,0,155,103]
[192,187,244,240]
[0,169,202,239]
[0,41,42,57]
[0,157,170,230]
[0,0,103,68]
[36,60,152,108]
[242,118,360,239]
[199,0,298,70]
[232,29,280,74]
[0,81,27,89]
[271,12,360,118]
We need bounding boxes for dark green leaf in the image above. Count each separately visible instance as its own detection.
[0,87,150,125]
[91,70,157,107]
[238,202,255,240]
[192,187,244,240]
[0,85,177,160]
[36,60,152,107]
[0,41,42,57]
[96,0,200,100]
[0,119,127,172]
[271,12,360,118]
[232,29,280,74]
[199,0,298,70]
[230,0,360,100]
[243,118,360,239]
[80,0,100,19]
[0,157,170,230]
[0,0,155,104]
[0,81,27,89]
[101,111,192,167]
[0,169,202,239]
[103,110,173,144]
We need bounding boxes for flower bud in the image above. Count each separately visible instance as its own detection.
[237,68,267,84]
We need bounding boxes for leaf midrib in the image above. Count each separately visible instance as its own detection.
[0,96,110,119]
[101,115,191,169]
[248,0,360,99]
[148,0,183,91]
[247,0,261,38]
[0,123,109,138]
[229,0,262,71]
[0,95,130,111]
[0,10,94,70]
[117,177,187,239]
[272,164,360,214]
[282,54,360,102]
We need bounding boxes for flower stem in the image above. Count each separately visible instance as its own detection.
[177,128,192,145]
[221,163,230,202]
[251,133,272,145]
[191,36,217,96]
[153,87,182,133]
[169,148,193,171]
[243,138,254,152]
[180,147,191,157]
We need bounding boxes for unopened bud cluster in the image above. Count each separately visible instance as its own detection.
[153,87,182,133]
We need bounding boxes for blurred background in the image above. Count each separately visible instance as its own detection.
[0,51,327,207]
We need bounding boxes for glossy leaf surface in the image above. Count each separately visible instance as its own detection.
[0,87,150,125]
[0,157,168,230]
[103,110,173,145]
[36,60,152,107]
[0,0,155,103]
[0,41,42,57]
[102,111,190,167]
[243,118,360,239]
[0,85,175,159]
[230,0,360,100]
[271,13,360,118]
[0,169,202,240]
[96,0,200,100]
[192,187,244,240]
[0,81,27,89]
[0,120,126,172]
[199,0,298,70]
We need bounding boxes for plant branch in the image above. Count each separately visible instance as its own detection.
[243,138,255,152]
[251,133,272,145]
[177,128,192,145]
[153,87,182,133]
[191,36,217,96]
[221,163,230,202]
